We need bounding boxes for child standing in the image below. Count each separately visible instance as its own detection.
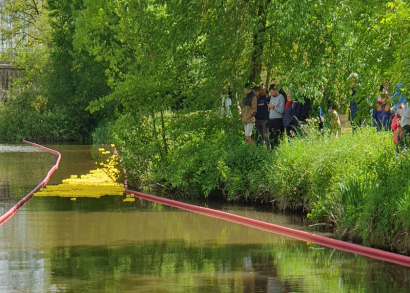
[391,108,403,154]
[328,101,341,138]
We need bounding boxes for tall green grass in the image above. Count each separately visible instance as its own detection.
[268,127,410,252]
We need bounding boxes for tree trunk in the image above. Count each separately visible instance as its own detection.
[265,33,274,89]
[160,109,168,156]
[248,0,269,85]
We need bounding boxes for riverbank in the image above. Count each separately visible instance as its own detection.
[110,110,410,254]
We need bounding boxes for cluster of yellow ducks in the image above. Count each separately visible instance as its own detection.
[34,145,135,202]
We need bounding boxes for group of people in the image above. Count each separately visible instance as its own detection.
[376,83,410,154]
[222,76,410,153]
[348,78,410,154]
[240,82,310,148]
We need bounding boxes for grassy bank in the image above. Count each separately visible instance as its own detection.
[110,111,410,253]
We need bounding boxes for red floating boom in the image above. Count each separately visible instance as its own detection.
[0,140,61,227]
[126,188,410,268]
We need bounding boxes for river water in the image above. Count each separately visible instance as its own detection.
[0,142,409,293]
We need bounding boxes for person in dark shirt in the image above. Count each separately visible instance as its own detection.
[293,96,311,136]
[294,97,310,123]
[349,88,358,118]
[373,86,391,131]
[348,73,361,131]
[254,84,270,148]
[282,91,296,136]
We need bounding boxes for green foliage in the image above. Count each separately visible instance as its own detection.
[2,0,409,142]
[0,0,115,141]
[158,112,236,197]
[354,152,410,251]
[0,90,57,140]
[265,127,410,252]
[224,143,271,201]
[161,114,271,199]
[110,109,271,199]
[109,110,169,187]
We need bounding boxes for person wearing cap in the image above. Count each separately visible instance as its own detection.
[267,84,285,146]
[242,84,258,145]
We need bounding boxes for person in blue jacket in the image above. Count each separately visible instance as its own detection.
[348,73,360,127]
[373,84,391,131]
[392,83,406,115]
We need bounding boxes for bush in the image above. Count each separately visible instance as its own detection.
[266,127,410,252]
[152,111,271,199]
[0,89,98,141]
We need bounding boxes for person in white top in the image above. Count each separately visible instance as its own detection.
[399,102,410,149]
[267,84,285,146]
[221,93,232,117]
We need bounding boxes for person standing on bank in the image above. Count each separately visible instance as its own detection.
[221,89,232,117]
[391,108,403,154]
[283,91,296,136]
[348,73,361,130]
[242,84,258,145]
[268,85,285,146]
[399,103,410,150]
[373,84,391,131]
[255,84,271,148]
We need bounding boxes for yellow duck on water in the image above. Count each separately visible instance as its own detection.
[35,155,125,198]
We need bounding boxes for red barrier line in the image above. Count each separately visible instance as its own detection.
[0,140,61,227]
[114,147,410,267]
[126,188,410,268]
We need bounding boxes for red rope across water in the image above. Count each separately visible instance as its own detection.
[109,146,410,267]
[126,188,410,268]
[0,140,61,227]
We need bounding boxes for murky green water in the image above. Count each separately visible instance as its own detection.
[0,143,410,293]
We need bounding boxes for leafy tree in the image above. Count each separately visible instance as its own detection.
[0,0,50,51]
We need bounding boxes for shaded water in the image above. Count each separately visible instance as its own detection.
[0,143,410,292]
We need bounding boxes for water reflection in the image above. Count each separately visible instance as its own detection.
[1,198,410,292]
[39,144,96,185]
[1,143,410,292]
[0,143,95,213]
[0,144,44,153]
[0,250,46,293]
[0,143,56,215]
[0,180,12,215]
[2,240,408,293]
